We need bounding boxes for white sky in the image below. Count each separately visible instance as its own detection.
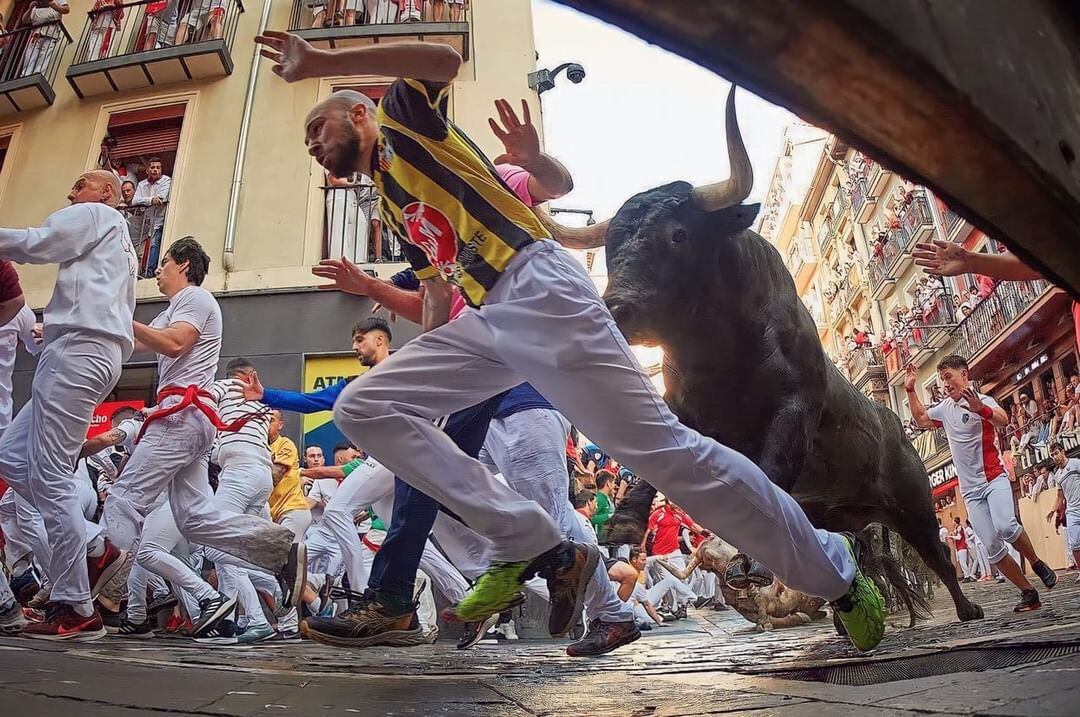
[531,0,800,222]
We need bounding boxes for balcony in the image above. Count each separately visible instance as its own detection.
[323,182,408,264]
[909,289,958,353]
[120,201,169,279]
[67,0,243,98]
[849,174,875,223]
[841,265,862,308]
[0,21,72,115]
[816,215,835,254]
[951,279,1061,379]
[867,227,912,300]
[288,1,470,59]
[913,426,950,469]
[865,157,892,197]
[941,205,965,241]
[898,189,935,246]
[847,346,885,390]
[884,331,927,385]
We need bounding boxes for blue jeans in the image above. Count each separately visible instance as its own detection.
[143,225,163,278]
[369,392,506,610]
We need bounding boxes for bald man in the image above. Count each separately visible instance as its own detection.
[0,171,139,640]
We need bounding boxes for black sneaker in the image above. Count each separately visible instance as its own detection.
[301,601,425,648]
[276,543,307,610]
[457,612,499,650]
[673,603,688,620]
[112,616,154,639]
[566,618,641,657]
[531,541,599,638]
[192,593,238,637]
[1014,589,1041,612]
[147,593,178,617]
[10,570,40,606]
[1032,560,1058,590]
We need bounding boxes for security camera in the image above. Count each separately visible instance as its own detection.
[529,62,587,95]
[565,63,586,84]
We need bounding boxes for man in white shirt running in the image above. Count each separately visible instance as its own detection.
[98,237,305,638]
[1050,443,1080,584]
[907,355,1057,612]
[0,170,137,640]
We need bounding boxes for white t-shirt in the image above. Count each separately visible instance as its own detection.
[0,305,39,430]
[209,377,271,466]
[938,526,949,544]
[152,285,221,390]
[307,477,340,525]
[1054,458,1080,521]
[0,203,137,357]
[927,393,1007,497]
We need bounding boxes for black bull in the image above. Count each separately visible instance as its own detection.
[540,89,982,625]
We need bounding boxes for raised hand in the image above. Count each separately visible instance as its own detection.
[237,370,265,402]
[311,256,376,296]
[904,363,917,392]
[912,239,971,278]
[488,98,540,166]
[959,387,986,414]
[255,30,322,83]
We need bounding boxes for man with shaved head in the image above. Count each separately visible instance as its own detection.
[0,170,138,640]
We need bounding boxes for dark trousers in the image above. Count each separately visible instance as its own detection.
[369,393,504,608]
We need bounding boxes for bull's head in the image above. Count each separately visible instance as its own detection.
[537,87,760,344]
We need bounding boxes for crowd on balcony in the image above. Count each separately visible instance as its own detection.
[99,140,171,278]
[1003,376,1080,456]
[304,0,467,29]
[0,0,70,80]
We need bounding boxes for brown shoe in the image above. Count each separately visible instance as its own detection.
[566,618,641,657]
[536,541,600,637]
[300,601,425,648]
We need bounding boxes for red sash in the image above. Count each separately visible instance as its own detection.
[135,385,268,444]
[362,535,382,553]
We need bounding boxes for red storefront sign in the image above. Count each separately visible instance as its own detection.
[88,400,144,438]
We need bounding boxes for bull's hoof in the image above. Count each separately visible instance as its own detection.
[601,515,645,546]
[959,602,984,622]
[725,554,774,590]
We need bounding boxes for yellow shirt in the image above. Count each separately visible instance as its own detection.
[268,436,308,522]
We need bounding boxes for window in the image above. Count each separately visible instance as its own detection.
[100,103,185,278]
[0,134,9,176]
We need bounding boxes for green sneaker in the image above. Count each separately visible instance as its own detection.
[455,561,531,623]
[830,534,886,652]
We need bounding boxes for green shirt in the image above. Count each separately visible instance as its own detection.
[341,458,386,530]
[592,491,613,533]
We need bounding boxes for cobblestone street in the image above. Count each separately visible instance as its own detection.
[2,573,1080,715]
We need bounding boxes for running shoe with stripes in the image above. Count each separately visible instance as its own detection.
[110,616,154,639]
[829,533,886,652]
[0,601,27,635]
[191,593,238,638]
[301,600,425,648]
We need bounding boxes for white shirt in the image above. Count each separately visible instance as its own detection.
[0,203,137,358]
[308,477,340,525]
[938,526,949,544]
[113,415,143,454]
[927,393,1007,497]
[0,305,40,430]
[151,285,221,390]
[1054,458,1080,521]
[209,377,271,466]
[132,175,171,231]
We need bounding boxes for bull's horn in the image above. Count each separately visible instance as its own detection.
[531,207,609,249]
[692,85,753,212]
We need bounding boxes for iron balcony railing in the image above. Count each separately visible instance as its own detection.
[816,214,835,253]
[951,279,1051,360]
[897,188,934,245]
[71,0,243,66]
[119,201,168,278]
[290,0,469,31]
[847,345,883,380]
[323,183,406,264]
[840,265,861,306]
[942,205,963,240]
[0,20,72,87]
[868,227,909,292]
[849,174,869,221]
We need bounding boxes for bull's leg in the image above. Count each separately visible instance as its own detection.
[603,480,657,546]
[889,505,983,622]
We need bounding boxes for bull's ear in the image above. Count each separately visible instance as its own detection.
[706,202,761,237]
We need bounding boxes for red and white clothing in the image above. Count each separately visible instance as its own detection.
[929,394,1021,563]
[646,505,694,557]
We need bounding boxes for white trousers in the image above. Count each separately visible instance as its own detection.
[972,541,992,578]
[647,553,696,608]
[956,548,973,579]
[102,404,294,575]
[481,408,633,623]
[0,568,13,609]
[332,240,854,601]
[963,476,1024,564]
[0,332,122,603]
[129,499,217,621]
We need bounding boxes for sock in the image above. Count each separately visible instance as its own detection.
[87,534,107,558]
[72,601,94,618]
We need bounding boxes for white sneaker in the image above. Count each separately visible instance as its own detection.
[500,621,519,641]
[0,602,27,635]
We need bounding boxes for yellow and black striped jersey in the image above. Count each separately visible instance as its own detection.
[373,78,550,307]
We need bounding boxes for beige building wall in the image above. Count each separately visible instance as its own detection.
[0,0,540,308]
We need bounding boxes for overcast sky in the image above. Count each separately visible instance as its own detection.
[531,1,801,223]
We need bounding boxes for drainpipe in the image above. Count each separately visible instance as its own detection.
[223,0,274,279]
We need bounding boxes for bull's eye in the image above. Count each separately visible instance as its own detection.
[671,228,688,244]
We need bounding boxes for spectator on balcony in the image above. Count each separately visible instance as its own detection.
[175,0,226,45]
[307,0,328,28]
[140,0,178,51]
[325,171,378,263]
[132,157,171,275]
[976,273,996,299]
[20,0,69,78]
[398,0,422,22]
[85,0,123,62]
[365,0,398,23]
[116,179,151,260]
[432,0,467,22]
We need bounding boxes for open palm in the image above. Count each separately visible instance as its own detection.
[255,30,320,83]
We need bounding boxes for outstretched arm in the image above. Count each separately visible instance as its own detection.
[256,32,461,84]
[311,258,423,323]
[905,365,937,430]
[657,551,701,581]
[913,241,1042,282]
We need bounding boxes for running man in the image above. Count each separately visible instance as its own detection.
[907,357,1057,611]
[0,171,136,640]
[1049,443,1080,584]
[256,32,886,651]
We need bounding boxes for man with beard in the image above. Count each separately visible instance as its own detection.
[252,30,887,653]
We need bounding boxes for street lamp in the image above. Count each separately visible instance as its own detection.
[528,62,586,95]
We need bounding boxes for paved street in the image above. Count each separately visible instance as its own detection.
[2,574,1080,715]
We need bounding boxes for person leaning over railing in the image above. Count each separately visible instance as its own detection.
[20,0,69,77]
[85,0,123,62]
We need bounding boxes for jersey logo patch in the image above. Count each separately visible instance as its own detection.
[403,202,458,274]
[962,414,970,424]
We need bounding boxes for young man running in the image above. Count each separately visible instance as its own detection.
[907,357,1057,611]
[0,171,136,640]
[99,237,304,636]
[255,32,886,651]
[1050,443,1080,584]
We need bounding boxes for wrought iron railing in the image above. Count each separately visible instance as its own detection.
[323,183,406,264]
[867,227,909,292]
[71,0,244,66]
[942,205,963,240]
[290,0,469,31]
[951,279,1050,360]
[849,174,869,220]
[816,214,835,253]
[898,189,934,244]
[847,345,883,379]
[119,200,168,278]
[0,20,72,87]
[841,265,861,306]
